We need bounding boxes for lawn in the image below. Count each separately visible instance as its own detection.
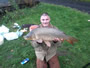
[71,0,90,2]
[0,2,90,68]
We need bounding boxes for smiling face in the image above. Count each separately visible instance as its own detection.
[40,15,50,27]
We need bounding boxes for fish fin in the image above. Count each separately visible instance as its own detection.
[44,41,51,47]
[66,37,78,45]
[66,39,74,45]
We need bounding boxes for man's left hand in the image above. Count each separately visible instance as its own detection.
[54,38,64,42]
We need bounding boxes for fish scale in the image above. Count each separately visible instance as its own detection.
[33,27,67,40]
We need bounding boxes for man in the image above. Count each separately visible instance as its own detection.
[30,13,63,68]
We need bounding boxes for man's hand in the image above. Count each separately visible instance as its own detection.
[54,38,64,42]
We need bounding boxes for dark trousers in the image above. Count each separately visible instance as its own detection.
[36,55,60,68]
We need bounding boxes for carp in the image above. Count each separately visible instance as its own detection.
[24,27,78,47]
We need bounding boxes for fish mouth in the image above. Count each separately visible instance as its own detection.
[23,36,33,40]
[23,36,29,40]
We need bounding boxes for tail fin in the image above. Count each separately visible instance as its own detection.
[66,36,78,45]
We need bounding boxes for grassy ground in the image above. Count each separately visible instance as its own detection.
[0,2,90,68]
[80,0,90,2]
[71,0,90,2]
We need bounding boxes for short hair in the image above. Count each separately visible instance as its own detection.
[41,12,49,17]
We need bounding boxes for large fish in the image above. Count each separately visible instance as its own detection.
[24,27,78,47]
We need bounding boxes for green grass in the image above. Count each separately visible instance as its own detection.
[71,0,90,2]
[80,0,90,2]
[0,2,90,68]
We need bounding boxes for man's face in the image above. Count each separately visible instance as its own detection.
[40,15,50,27]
